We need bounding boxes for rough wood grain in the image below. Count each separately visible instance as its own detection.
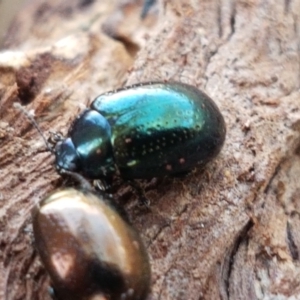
[1,0,300,299]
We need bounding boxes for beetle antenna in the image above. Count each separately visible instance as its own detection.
[13,102,54,153]
[59,169,93,190]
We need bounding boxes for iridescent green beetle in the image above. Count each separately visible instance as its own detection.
[55,82,226,183]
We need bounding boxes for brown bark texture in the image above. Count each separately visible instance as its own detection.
[1,0,300,299]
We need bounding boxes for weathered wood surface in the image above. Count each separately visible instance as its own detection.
[1,0,300,299]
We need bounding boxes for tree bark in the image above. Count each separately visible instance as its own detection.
[1,0,300,299]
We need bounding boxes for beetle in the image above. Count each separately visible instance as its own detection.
[54,81,226,187]
[32,187,151,300]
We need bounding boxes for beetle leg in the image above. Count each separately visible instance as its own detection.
[93,179,110,191]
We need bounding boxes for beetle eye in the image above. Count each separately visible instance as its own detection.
[55,138,80,171]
